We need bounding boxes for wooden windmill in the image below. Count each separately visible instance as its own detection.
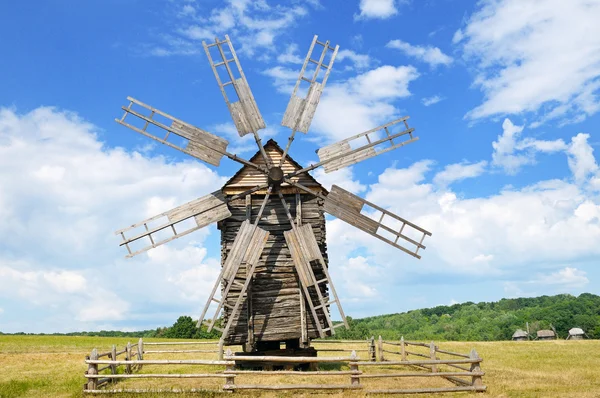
[114,35,432,353]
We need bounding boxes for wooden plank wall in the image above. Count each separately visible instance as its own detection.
[218,194,329,345]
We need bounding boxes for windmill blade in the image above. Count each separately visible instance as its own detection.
[115,97,229,167]
[316,117,417,173]
[203,35,265,137]
[284,224,349,337]
[323,185,432,259]
[198,188,273,334]
[115,190,231,258]
[281,35,339,134]
[198,219,270,334]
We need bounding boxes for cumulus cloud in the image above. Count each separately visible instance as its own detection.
[150,0,315,57]
[311,65,419,142]
[386,39,453,68]
[491,119,568,175]
[0,106,227,332]
[433,161,487,187]
[454,0,600,124]
[355,0,401,20]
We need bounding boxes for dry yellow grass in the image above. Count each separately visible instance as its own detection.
[1,336,599,397]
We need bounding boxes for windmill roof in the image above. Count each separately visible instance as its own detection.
[569,328,584,335]
[537,329,555,337]
[512,329,528,338]
[222,138,324,194]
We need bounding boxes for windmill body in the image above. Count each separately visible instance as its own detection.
[114,34,432,354]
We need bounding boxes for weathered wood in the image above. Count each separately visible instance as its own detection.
[315,118,417,173]
[85,374,229,379]
[226,384,361,390]
[143,341,219,345]
[378,335,384,362]
[324,184,431,259]
[143,350,219,354]
[436,348,471,358]
[357,358,482,366]
[125,342,132,374]
[369,336,376,362]
[360,371,485,379]
[225,355,355,363]
[202,36,265,136]
[115,98,229,167]
[430,341,437,372]
[116,190,231,258]
[85,359,234,365]
[224,370,362,375]
[366,386,487,394]
[86,349,98,391]
[281,36,338,134]
[84,388,221,394]
[470,348,484,390]
[401,336,407,361]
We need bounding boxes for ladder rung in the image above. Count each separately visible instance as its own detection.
[308,58,320,65]
[316,40,335,50]
[223,81,233,87]
[316,278,327,284]
[232,281,245,289]
[333,323,346,329]
[214,58,234,67]
[205,40,228,48]
[301,76,312,83]
[213,326,223,332]
[211,298,220,303]
[314,300,335,311]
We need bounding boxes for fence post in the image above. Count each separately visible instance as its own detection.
[430,341,437,373]
[224,348,235,392]
[125,342,132,374]
[400,336,406,361]
[470,348,484,390]
[378,335,384,362]
[349,350,360,387]
[86,348,98,391]
[218,337,224,361]
[110,345,117,381]
[369,336,376,362]
[137,338,144,371]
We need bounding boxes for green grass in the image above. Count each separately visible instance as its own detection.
[1,336,599,397]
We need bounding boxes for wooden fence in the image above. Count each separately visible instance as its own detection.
[84,337,486,394]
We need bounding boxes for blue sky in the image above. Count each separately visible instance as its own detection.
[1,0,600,333]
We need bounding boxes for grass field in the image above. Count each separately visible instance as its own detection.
[1,336,599,397]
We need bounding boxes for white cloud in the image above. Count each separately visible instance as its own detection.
[491,119,568,175]
[386,39,453,67]
[336,49,371,70]
[0,106,228,332]
[311,65,419,142]
[153,1,312,57]
[567,133,598,184]
[355,0,400,20]
[433,161,487,187]
[422,95,444,106]
[312,167,366,194]
[277,43,303,64]
[322,120,600,290]
[262,65,299,94]
[534,267,589,289]
[454,0,600,124]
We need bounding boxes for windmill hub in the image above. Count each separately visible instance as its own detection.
[268,166,284,185]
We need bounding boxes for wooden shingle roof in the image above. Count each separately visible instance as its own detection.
[222,139,325,195]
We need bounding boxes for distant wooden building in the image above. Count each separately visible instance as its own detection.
[219,139,329,351]
[512,329,528,341]
[536,330,556,340]
[567,328,585,340]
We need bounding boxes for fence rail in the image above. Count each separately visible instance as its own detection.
[83,336,486,394]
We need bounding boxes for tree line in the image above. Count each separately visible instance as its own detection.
[333,293,600,341]
[2,293,598,341]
